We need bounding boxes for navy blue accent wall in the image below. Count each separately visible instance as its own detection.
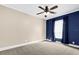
[68,11,79,45]
[62,16,69,44]
[46,11,79,45]
[46,20,52,39]
[46,19,55,41]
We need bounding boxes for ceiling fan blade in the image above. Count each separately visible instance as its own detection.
[38,6,45,10]
[37,12,44,15]
[50,5,58,10]
[49,11,56,14]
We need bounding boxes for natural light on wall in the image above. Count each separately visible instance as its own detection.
[54,20,63,39]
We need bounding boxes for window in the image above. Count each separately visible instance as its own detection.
[54,20,63,39]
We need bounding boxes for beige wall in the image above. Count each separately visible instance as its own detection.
[0,5,44,48]
[43,20,46,40]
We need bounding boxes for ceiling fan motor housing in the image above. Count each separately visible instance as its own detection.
[44,6,49,12]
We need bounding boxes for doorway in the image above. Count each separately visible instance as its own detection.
[54,20,63,42]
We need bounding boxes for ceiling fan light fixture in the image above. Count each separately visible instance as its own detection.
[44,12,49,15]
[44,12,49,17]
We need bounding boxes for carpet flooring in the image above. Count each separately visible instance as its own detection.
[0,41,79,55]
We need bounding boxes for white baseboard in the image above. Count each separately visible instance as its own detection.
[0,40,43,52]
[69,44,79,48]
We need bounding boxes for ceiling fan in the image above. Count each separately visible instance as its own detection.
[37,5,58,17]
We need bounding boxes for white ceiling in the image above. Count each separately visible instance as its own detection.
[2,4,79,20]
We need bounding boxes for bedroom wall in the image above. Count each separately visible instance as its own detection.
[46,11,79,45]
[68,11,79,45]
[0,5,44,48]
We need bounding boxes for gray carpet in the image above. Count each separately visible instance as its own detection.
[0,41,79,55]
